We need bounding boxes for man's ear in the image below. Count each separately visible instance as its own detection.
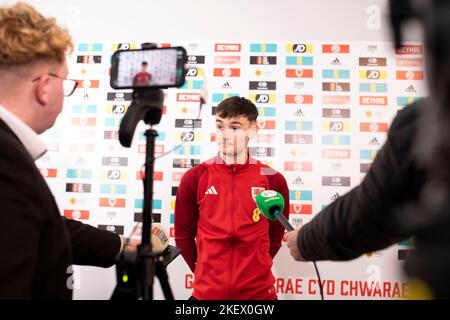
[34,74,50,106]
[248,122,259,139]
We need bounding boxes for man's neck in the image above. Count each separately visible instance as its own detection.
[0,102,34,132]
[219,150,248,165]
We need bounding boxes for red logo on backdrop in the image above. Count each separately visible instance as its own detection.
[154,172,163,181]
[289,204,312,215]
[285,95,313,104]
[39,168,57,178]
[76,80,100,89]
[99,198,126,208]
[213,68,241,77]
[360,122,388,133]
[214,43,241,52]
[323,44,350,53]
[177,93,201,102]
[284,162,313,172]
[396,71,424,80]
[359,96,388,106]
[155,145,164,155]
[396,58,423,67]
[395,45,423,55]
[323,95,351,105]
[257,120,276,130]
[285,69,313,78]
[135,171,163,181]
[214,56,241,64]
[254,133,275,144]
[71,117,97,126]
[172,172,184,182]
[64,209,90,220]
[322,149,351,159]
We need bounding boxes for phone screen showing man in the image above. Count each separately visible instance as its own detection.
[113,48,183,88]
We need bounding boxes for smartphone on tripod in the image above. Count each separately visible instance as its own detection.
[110,46,187,89]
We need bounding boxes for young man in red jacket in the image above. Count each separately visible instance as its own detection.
[174,96,290,300]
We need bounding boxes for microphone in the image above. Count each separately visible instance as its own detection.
[256,190,325,300]
[255,190,293,231]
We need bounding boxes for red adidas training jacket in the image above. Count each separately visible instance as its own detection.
[174,154,290,300]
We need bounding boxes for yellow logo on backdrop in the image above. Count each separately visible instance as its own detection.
[359,70,387,80]
[248,94,277,104]
[286,44,314,53]
[175,132,202,142]
[112,43,138,51]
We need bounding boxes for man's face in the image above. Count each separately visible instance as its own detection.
[215,114,257,157]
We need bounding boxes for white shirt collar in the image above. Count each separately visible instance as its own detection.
[0,105,47,160]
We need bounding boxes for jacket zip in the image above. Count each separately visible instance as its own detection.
[228,165,237,299]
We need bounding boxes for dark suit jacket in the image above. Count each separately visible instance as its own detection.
[297,100,428,261]
[0,119,121,299]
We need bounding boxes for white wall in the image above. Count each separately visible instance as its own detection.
[3,0,409,41]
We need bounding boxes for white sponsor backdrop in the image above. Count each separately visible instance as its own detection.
[12,0,425,299]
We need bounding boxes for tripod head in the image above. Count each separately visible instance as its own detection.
[119,88,164,147]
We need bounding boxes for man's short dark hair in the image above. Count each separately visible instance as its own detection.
[215,96,258,123]
[142,61,148,66]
